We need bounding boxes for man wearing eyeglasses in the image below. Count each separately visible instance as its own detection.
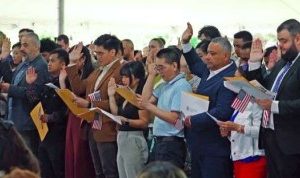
[139,47,192,169]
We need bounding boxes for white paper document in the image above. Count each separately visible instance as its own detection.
[180,92,209,117]
[100,109,122,125]
[224,79,275,99]
[45,83,60,90]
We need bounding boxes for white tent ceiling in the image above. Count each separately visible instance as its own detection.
[1,0,300,48]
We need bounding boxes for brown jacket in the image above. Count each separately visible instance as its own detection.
[66,60,122,142]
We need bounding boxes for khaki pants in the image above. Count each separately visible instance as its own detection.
[117,131,148,178]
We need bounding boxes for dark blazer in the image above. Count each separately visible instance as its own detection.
[66,60,123,142]
[183,48,237,157]
[247,57,300,155]
[7,54,49,131]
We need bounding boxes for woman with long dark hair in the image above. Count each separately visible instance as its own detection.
[64,43,95,178]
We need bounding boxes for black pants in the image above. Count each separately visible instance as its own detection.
[150,136,186,169]
[262,128,300,178]
[39,126,66,178]
[19,130,40,157]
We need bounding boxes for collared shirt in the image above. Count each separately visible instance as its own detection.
[207,62,233,80]
[249,52,300,129]
[94,59,119,91]
[182,43,233,80]
[152,73,192,137]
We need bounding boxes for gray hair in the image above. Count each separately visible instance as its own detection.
[210,37,232,55]
[22,32,40,48]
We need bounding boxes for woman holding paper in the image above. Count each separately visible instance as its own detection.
[108,61,150,178]
[218,69,267,178]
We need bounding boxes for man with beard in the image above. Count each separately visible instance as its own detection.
[247,19,300,178]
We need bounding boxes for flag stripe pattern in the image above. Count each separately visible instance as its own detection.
[231,89,252,113]
[92,113,102,130]
[88,91,101,102]
[262,110,270,127]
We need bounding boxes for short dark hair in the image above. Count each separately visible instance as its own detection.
[94,34,122,54]
[134,50,142,56]
[49,48,69,65]
[12,42,21,49]
[198,25,221,40]
[156,47,181,69]
[57,34,69,45]
[40,38,58,53]
[234,31,253,42]
[277,19,300,37]
[264,46,277,57]
[195,40,211,54]
[241,41,252,49]
[18,28,34,34]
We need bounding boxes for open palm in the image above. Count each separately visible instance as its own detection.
[249,38,264,62]
[26,67,37,84]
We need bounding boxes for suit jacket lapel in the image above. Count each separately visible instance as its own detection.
[94,61,120,91]
[277,57,300,94]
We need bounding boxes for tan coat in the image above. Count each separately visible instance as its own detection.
[66,61,122,142]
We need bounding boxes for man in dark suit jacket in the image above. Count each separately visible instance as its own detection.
[0,32,49,156]
[181,23,236,178]
[246,19,300,178]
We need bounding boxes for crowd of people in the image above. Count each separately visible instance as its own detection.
[0,18,300,178]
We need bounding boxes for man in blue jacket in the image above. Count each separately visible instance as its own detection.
[182,23,236,178]
[0,32,49,156]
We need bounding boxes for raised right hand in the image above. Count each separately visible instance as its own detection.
[181,22,193,44]
[249,38,264,63]
[0,37,11,60]
[107,78,117,96]
[26,67,37,84]
[69,42,83,64]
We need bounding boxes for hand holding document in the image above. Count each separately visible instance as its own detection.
[206,112,220,123]
[56,89,100,122]
[116,86,140,108]
[30,102,48,141]
[180,92,209,117]
[224,76,275,99]
[76,107,102,122]
[99,109,122,125]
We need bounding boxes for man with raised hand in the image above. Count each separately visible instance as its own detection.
[246,19,300,178]
[181,22,236,178]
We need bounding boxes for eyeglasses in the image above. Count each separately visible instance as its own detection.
[155,65,168,72]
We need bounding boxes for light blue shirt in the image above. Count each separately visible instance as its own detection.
[153,73,192,137]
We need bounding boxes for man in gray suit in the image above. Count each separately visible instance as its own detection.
[0,32,49,156]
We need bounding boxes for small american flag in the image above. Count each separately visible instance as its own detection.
[231,89,252,113]
[262,110,270,127]
[92,113,102,130]
[88,91,101,102]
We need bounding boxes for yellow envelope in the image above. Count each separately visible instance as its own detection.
[116,87,140,108]
[56,89,100,122]
[77,107,101,123]
[30,102,48,141]
[56,89,89,115]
